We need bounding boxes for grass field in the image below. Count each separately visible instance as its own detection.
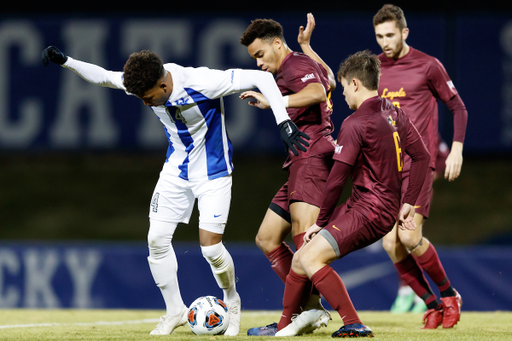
[0,310,511,340]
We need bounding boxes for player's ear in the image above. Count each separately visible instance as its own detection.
[273,37,283,49]
[402,27,409,40]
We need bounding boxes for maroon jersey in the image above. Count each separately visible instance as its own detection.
[275,52,335,168]
[331,96,423,226]
[378,47,458,170]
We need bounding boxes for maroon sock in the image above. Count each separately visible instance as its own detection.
[395,254,437,306]
[265,242,293,283]
[293,232,305,250]
[415,243,452,294]
[277,270,310,330]
[311,265,361,325]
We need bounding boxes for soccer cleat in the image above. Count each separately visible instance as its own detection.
[332,323,374,338]
[275,309,331,336]
[224,294,241,336]
[390,292,415,314]
[149,305,188,335]
[421,308,443,329]
[247,322,278,336]
[441,289,462,328]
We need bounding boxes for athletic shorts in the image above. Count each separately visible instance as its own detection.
[318,203,390,259]
[149,164,231,234]
[401,167,435,219]
[270,155,332,223]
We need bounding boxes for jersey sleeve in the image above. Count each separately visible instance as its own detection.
[332,116,364,166]
[186,67,290,124]
[281,57,324,94]
[63,57,126,90]
[426,58,457,103]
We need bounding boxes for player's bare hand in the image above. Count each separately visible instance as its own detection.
[398,203,416,230]
[240,91,270,109]
[298,13,315,46]
[444,141,463,182]
[304,223,322,243]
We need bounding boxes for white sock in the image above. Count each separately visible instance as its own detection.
[147,219,184,316]
[200,242,238,303]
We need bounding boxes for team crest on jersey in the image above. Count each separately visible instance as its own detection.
[335,145,343,154]
[387,116,396,126]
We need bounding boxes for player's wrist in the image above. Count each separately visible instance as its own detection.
[283,95,289,108]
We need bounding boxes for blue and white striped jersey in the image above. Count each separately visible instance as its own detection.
[152,63,242,181]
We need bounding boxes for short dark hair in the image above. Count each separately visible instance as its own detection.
[373,4,407,31]
[123,50,165,97]
[240,19,286,46]
[337,50,381,91]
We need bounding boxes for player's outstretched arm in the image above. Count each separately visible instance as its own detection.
[42,46,125,90]
[298,13,336,91]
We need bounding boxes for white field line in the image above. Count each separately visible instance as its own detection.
[0,311,279,330]
[0,318,160,329]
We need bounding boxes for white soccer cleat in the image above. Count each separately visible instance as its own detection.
[149,305,188,335]
[224,294,241,336]
[275,309,331,336]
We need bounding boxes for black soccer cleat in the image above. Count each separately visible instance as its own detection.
[332,323,374,338]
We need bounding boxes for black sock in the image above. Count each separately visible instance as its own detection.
[426,300,443,310]
[440,286,456,298]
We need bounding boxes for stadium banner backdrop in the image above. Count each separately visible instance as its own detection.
[0,242,510,311]
[0,13,511,154]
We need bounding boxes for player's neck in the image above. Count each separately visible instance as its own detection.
[278,46,293,69]
[355,90,379,109]
[396,43,410,59]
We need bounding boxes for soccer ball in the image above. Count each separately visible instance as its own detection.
[187,296,230,335]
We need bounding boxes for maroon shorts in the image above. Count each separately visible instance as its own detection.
[270,155,332,223]
[318,203,389,259]
[401,167,435,219]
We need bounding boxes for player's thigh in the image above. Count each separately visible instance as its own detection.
[195,175,232,226]
[149,173,195,224]
[288,156,331,209]
[256,208,291,253]
[397,213,425,248]
[289,201,320,235]
[296,233,338,277]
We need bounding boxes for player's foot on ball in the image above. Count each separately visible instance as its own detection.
[441,289,462,328]
[247,322,278,336]
[150,305,188,335]
[275,309,331,336]
[332,323,374,338]
[224,293,241,336]
[421,308,443,329]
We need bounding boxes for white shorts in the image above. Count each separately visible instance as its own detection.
[149,167,232,232]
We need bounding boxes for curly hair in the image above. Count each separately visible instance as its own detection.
[373,4,407,30]
[337,50,381,91]
[123,50,165,97]
[240,19,286,46]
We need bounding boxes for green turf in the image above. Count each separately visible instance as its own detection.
[0,310,510,340]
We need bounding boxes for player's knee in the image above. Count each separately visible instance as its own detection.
[382,234,398,253]
[255,231,280,254]
[398,232,422,250]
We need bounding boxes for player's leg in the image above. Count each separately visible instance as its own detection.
[196,175,240,336]
[255,189,293,283]
[147,174,194,335]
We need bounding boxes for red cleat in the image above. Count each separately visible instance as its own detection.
[441,289,462,328]
[421,308,443,329]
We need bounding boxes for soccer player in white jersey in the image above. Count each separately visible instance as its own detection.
[42,46,309,336]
